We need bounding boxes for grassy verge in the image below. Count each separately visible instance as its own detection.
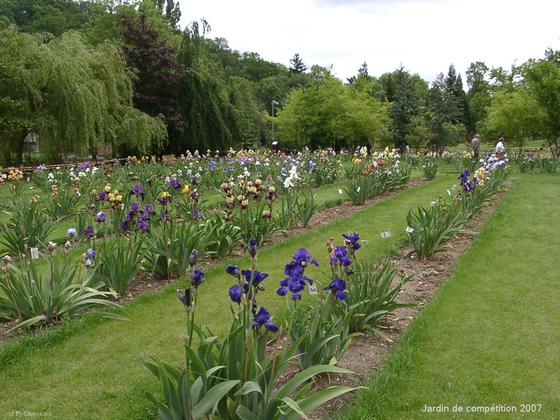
[340,174,560,419]
[0,175,455,419]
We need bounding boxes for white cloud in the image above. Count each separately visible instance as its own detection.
[178,0,560,81]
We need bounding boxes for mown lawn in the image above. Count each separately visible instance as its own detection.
[0,175,454,419]
[341,174,560,419]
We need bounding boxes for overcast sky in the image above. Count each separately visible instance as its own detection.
[178,0,560,82]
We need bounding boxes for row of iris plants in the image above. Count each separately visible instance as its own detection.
[405,154,510,258]
[145,231,412,419]
[0,149,344,258]
[0,146,417,332]
[344,148,411,205]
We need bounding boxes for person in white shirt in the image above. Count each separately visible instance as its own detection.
[495,137,505,157]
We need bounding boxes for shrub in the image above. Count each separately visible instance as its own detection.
[0,255,118,330]
[406,200,468,258]
[143,221,209,279]
[201,214,243,258]
[344,176,374,205]
[234,198,281,245]
[0,200,54,256]
[44,188,82,221]
[296,189,320,227]
[422,159,438,180]
[95,237,145,295]
[344,259,413,334]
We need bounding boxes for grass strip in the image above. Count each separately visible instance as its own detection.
[340,174,560,419]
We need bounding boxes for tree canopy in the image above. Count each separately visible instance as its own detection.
[1,0,559,162]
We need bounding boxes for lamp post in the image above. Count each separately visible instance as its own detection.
[271,100,279,145]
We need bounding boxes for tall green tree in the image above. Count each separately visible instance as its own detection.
[175,20,239,152]
[276,74,388,149]
[152,0,181,28]
[524,51,560,147]
[289,53,307,74]
[389,67,427,150]
[465,61,491,132]
[444,64,468,125]
[0,27,166,164]
[482,89,546,152]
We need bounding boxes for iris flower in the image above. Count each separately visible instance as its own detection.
[192,268,205,287]
[252,306,278,332]
[324,278,347,300]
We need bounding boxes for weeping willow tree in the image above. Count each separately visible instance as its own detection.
[230,76,261,148]
[174,20,240,153]
[0,26,166,164]
[0,28,46,165]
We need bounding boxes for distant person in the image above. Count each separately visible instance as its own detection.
[495,137,505,158]
[471,134,481,158]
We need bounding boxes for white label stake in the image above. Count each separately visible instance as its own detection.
[30,247,40,259]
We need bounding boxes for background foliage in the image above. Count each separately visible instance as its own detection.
[1,0,560,164]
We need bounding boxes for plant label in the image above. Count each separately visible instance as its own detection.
[30,247,40,259]
[380,231,392,238]
[308,284,318,295]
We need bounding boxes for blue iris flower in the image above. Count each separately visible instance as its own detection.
[324,278,347,300]
[252,306,278,332]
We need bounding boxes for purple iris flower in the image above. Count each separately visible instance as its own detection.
[95,212,106,223]
[130,202,140,213]
[85,248,96,259]
[252,306,278,332]
[191,207,203,220]
[226,265,241,277]
[292,248,319,267]
[190,190,199,201]
[137,218,149,233]
[192,268,205,287]
[277,249,317,299]
[324,278,347,300]
[125,211,135,223]
[169,178,181,189]
[120,221,129,232]
[229,284,242,303]
[144,204,155,216]
[130,183,144,199]
[459,169,470,185]
[177,288,191,307]
[83,226,95,238]
[159,196,171,206]
[331,246,352,266]
[242,269,269,287]
[189,249,198,267]
[208,161,216,170]
[342,232,361,252]
[247,237,257,258]
[99,191,108,201]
